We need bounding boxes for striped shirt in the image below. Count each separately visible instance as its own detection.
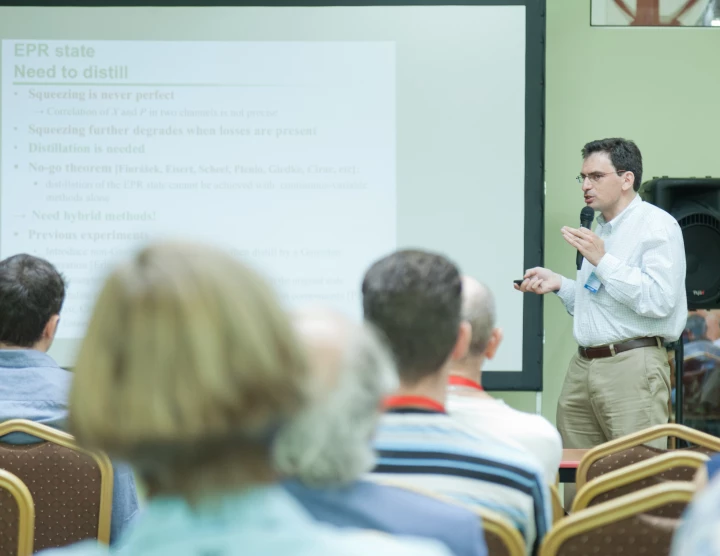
[371,408,551,555]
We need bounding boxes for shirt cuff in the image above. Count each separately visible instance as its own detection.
[555,276,574,305]
[594,252,621,283]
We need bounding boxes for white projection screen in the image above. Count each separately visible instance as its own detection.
[0,1,545,390]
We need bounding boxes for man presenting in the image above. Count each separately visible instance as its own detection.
[516,138,687,454]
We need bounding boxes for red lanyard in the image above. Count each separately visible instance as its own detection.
[448,375,483,391]
[383,395,446,413]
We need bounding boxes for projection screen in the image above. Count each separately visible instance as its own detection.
[0,0,545,390]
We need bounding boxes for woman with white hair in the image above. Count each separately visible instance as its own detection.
[40,242,450,556]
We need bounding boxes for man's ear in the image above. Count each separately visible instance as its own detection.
[43,315,60,344]
[622,171,635,192]
[484,328,503,360]
[450,321,471,362]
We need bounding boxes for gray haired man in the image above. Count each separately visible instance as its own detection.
[447,276,561,483]
[274,309,488,556]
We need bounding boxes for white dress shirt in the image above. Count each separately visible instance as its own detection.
[556,195,687,347]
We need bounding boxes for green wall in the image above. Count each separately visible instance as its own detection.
[497,0,720,423]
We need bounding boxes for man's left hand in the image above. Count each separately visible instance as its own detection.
[561,226,606,267]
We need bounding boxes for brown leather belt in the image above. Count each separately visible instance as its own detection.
[578,337,663,359]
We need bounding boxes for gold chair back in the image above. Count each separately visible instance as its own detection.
[540,482,695,556]
[576,423,720,488]
[572,451,707,516]
[0,419,113,551]
[549,484,564,524]
[475,506,525,556]
[0,468,34,556]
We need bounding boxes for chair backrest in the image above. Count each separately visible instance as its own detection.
[0,419,113,552]
[549,484,564,524]
[474,505,525,556]
[0,468,34,556]
[576,423,720,488]
[539,482,695,556]
[572,451,707,516]
[371,477,524,556]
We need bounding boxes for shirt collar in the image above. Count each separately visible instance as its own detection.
[596,194,642,231]
[0,349,60,369]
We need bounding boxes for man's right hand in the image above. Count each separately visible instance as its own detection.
[514,267,562,295]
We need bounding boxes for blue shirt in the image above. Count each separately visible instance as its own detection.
[0,349,140,545]
[37,485,453,556]
[285,479,488,556]
[708,454,720,482]
[372,408,551,555]
[670,472,720,556]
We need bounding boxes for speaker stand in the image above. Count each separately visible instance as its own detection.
[667,339,686,447]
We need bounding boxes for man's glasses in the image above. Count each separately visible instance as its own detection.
[576,170,627,185]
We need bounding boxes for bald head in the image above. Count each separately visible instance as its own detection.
[293,309,353,392]
[461,276,497,357]
[274,309,398,486]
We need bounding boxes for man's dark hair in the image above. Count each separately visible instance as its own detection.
[582,138,643,192]
[361,249,462,384]
[0,254,66,347]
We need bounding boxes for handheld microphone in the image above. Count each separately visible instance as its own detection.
[576,206,595,270]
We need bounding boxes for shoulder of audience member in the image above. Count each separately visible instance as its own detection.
[490,405,562,464]
[340,531,453,556]
[35,535,452,556]
[685,469,720,520]
[671,472,720,555]
[525,413,563,447]
[380,481,484,523]
[35,542,106,556]
[449,417,546,473]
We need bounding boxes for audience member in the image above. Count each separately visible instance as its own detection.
[40,243,451,556]
[447,276,562,484]
[670,470,720,556]
[692,453,720,493]
[0,254,139,544]
[363,249,551,555]
[682,313,720,422]
[698,310,720,346]
[275,309,488,556]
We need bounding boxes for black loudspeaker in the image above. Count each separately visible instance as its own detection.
[642,177,720,310]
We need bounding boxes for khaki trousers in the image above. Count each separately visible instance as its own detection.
[557,346,671,507]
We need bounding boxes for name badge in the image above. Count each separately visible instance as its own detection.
[584,272,601,294]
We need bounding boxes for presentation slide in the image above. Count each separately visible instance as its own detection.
[2,40,395,338]
[0,5,528,374]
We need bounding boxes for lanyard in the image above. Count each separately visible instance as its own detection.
[448,375,483,391]
[383,395,445,413]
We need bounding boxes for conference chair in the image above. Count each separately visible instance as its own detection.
[373,479,524,556]
[549,484,564,524]
[475,506,525,556]
[539,482,695,556]
[0,419,113,552]
[571,451,707,516]
[575,423,720,489]
[0,468,34,556]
